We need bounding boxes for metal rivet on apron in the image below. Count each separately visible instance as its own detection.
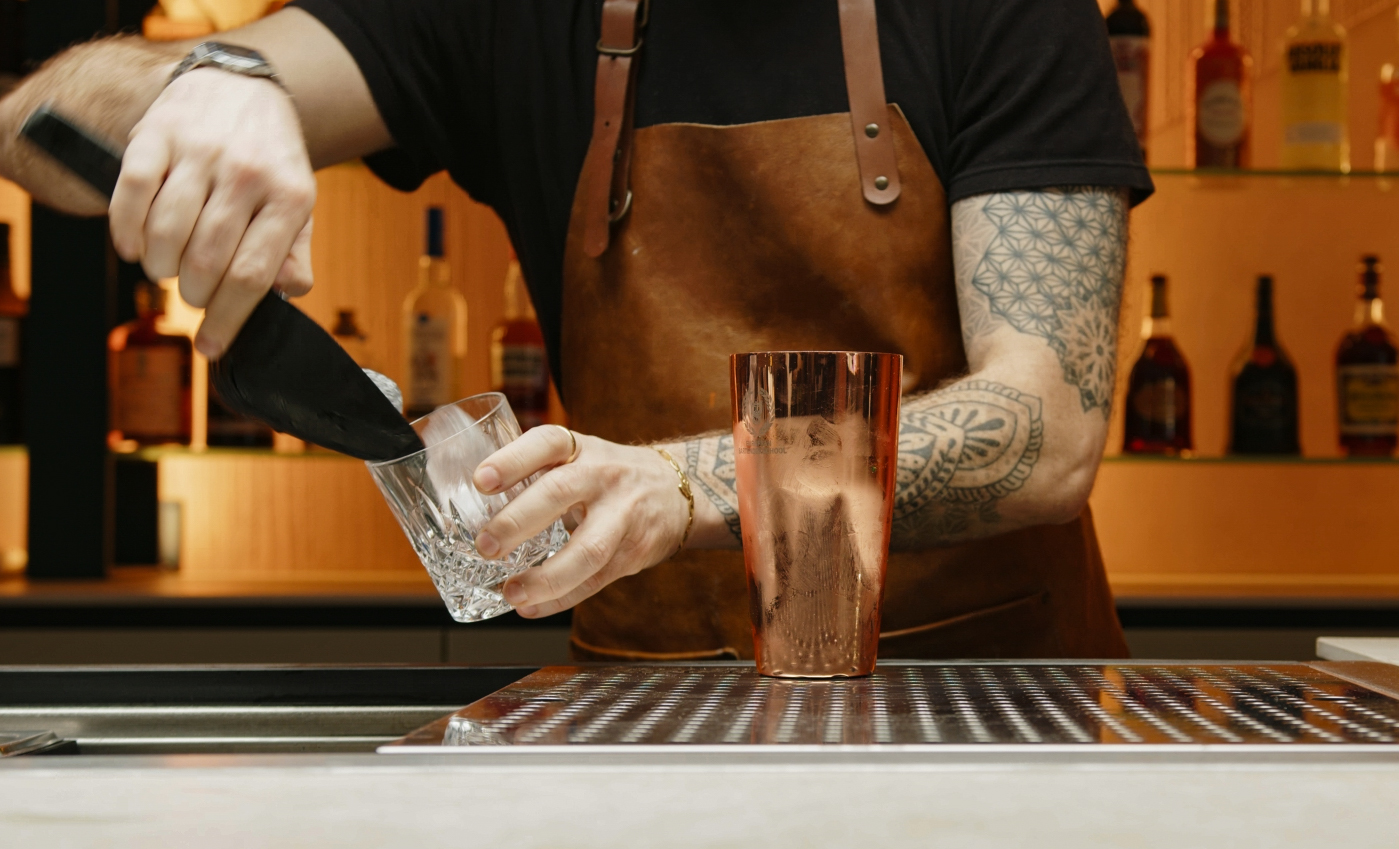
[865,123,880,138]
[874,176,889,190]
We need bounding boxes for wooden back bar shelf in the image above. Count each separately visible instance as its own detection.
[6,1,1399,612]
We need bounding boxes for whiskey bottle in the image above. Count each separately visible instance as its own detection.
[402,207,467,420]
[1123,275,1191,455]
[108,281,193,449]
[1281,0,1348,172]
[1190,0,1252,169]
[1106,0,1151,161]
[1230,276,1300,455]
[0,223,24,445]
[1336,256,1398,457]
[490,252,551,431]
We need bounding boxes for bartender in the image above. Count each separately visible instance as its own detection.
[0,0,1152,660]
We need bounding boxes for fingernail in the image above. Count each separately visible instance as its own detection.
[516,605,539,619]
[476,531,500,558]
[504,581,528,605]
[195,336,221,360]
[475,465,501,493]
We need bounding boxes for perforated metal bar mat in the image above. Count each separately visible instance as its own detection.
[383,662,1399,750]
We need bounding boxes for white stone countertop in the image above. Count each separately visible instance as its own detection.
[1318,637,1399,666]
[4,751,1399,848]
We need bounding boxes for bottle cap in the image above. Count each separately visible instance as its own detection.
[426,207,445,258]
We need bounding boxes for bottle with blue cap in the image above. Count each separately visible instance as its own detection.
[402,207,468,419]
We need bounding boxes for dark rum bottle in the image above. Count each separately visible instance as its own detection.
[1336,255,1398,457]
[0,223,24,445]
[1123,275,1191,454]
[490,252,551,431]
[1230,276,1300,455]
[108,281,193,450]
[1106,0,1151,161]
[1190,0,1252,168]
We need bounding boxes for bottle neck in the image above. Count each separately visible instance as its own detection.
[1254,291,1277,347]
[1147,280,1171,337]
[1357,295,1386,327]
[1214,0,1230,35]
[418,255,452,289]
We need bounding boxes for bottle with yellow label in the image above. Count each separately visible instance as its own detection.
[1337,256,1398,457]
[1281,0,1348,172]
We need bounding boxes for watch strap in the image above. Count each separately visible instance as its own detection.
[168,42,286,91]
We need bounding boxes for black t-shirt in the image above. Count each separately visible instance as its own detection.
[295,0,1154,380]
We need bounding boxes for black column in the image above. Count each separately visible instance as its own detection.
[22,0,114,578]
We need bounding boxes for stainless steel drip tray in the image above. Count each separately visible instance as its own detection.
[379,661,1399,761]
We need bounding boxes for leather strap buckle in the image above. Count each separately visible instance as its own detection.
[580,0,650,258]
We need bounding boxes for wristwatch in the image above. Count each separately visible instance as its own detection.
[168,42,286,91]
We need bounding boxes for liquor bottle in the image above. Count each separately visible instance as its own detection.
[0,223,24,445]
[108,281,193,449]
[402,207,467,419]
[206,388,274,448]
[1281,0,1348,172]
[1336,256,1398,457]
[1123,276,1191,455]
[330,308,370,369]
[1229,276,1300,455]
[490,252,551,431]
[1189,0,1252,169]
[1106,0,1151,161]
[1380,9,1399,172]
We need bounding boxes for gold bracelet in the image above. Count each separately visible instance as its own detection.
[653,447,694,556]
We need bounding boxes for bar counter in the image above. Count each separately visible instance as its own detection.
[2,655,1399,848]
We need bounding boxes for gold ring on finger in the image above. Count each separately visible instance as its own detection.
[559,425,580,464]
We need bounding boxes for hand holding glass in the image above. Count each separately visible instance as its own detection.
[368,393,568,622]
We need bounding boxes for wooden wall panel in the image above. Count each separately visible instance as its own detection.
[1092,458,1399,598]
[158,453,427,581]
[0,449,24,571]
[0,179,30,298]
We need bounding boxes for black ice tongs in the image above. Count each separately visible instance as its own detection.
[20,105,424,461]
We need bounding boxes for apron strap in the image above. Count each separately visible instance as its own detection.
[581,0,648,258]
[838,0,901,205]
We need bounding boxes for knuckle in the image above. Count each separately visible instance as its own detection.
[579,536,613,572]
[182,250,222,282]
[280,179,316,211]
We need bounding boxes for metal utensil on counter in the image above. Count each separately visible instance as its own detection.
[20,105,424,462]
[731,351,902,678]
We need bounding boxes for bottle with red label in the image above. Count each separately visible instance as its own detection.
[1189,0,1252,169]
[1336,256,1398,458]
[1123,276,1191,455]
[108,281,192,449]
[1106,0,1151,161]
[490,252,551,431]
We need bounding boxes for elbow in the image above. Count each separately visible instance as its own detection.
[1030,446,1101,527]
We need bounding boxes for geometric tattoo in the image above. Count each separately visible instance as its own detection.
[892,380,1042,539]
[961,188,1127,416]
[686,432,743,541]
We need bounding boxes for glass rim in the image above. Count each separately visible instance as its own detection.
[365,391,508,470]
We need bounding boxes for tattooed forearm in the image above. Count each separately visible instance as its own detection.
[953,187,1127,416]
[686,432,743,541]
[891,380,1042,545]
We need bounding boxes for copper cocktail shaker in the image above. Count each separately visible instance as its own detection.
[730,352,902,678]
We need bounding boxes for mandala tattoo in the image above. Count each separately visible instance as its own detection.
[893,380,1043,536]
[959,188,1126,416]
[686,432,743,541]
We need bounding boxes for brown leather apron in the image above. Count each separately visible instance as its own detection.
[558,0,1129,661]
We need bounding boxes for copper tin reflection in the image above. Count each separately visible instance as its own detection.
[730,352,902,678]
